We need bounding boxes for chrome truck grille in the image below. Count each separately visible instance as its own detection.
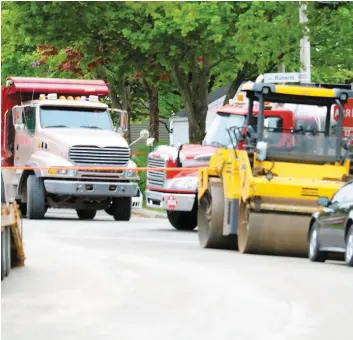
[147,157,166,188]
[69,145,130,167]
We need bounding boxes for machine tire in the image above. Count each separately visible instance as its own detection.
[197,180,238,250]
[112,197,132,221]
[27,175,46,220]
[308,222,327,263]
[345,226,353,267]
[167,208,197,231]
[76,209,97,220]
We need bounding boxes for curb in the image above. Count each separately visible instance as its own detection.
[132,208,167,219]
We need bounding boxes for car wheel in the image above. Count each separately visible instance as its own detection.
[345,227,353,267]
[308,222,327,263]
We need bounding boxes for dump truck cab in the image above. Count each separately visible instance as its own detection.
[197,83,352,257]
[1,77,146,221]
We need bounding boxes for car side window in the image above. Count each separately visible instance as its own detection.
[331,184,353,204]
[23,106,36,135]
[342,183,353,202]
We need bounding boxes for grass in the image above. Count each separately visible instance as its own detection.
[142,200,166,214]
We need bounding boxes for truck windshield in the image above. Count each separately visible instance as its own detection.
[40,106,113,130]
[203,112,245,148]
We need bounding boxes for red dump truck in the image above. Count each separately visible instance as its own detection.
[1,77,147,221]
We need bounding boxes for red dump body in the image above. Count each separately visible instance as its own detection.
[1,77,109,165]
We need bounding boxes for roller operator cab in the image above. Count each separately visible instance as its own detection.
[145,93,298,231]
[1,77,147,221]
[197,83,353,257]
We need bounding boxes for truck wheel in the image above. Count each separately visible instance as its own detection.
[1,230,5,280]
[104,202,114,216]
[19,203,27,217]
[112,197,132,221]
[167,210,197,231]
[76,209,97,220]
[1,227,11,280]
[4,227,11,277]
[1,172,5,203]
[27,175,46,220]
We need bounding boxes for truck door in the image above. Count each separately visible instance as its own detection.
[14,105,36,171]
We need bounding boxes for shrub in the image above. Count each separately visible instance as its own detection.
[132,142,166,200]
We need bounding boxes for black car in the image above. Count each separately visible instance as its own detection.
[308,180,353,266]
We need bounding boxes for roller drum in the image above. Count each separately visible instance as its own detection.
[238,204,310,257]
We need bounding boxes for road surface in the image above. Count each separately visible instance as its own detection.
[2,209,353,340]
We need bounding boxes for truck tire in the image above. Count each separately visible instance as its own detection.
[1,227,11,280]
[76,209,97,220]
[112,197,132,221]
[27,175,46,220]
[1,172,5,203]
[167,210,197,231]
[1,230,6,280]
[104,202,114,216]
[19,203,27,217]
[4,227,11,277]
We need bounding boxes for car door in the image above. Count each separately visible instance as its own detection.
[317,187,346,249]
[339,183,353,249]
[319,184,352,250]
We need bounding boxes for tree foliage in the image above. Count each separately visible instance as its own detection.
[1,1,352,144]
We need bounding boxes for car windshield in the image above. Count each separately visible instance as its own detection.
[203,112,245,148]
[40,106,113,130]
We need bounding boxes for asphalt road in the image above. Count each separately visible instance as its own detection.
[2,209,353,340]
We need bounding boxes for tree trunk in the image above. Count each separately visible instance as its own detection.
[147,85,159,142]
[223,63,260,105]
[171,59,209,144]
[121,79,131,143]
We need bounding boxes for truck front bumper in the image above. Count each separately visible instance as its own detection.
[146,190,196,211]
[44,180,138,197]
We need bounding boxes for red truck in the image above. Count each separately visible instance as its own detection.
[1,77,146,220]
[145,96,300,230]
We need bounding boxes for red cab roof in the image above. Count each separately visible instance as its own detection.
[5,77,109,96]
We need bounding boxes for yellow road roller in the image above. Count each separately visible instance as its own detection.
[197,83,353,257]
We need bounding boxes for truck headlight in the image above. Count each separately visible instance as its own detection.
[168,177,198,191]
[48,168,77,176]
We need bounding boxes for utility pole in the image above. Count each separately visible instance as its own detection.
[299,2,311,84]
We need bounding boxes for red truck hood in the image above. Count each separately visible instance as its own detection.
[179,144,217,161]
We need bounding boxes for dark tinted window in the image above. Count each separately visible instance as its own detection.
[23,106,36,135]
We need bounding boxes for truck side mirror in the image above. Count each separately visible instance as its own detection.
[140,129,149,139]
[146,138,155,147]
[13,106,23,125]
[129,129,150,148]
